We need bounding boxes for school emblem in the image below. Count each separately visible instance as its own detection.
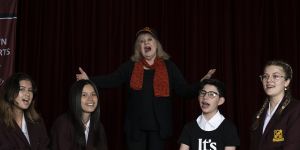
[273,129,284,142]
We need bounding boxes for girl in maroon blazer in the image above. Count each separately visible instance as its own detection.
[250,60,300,150]
[51,80,108,150]
[0,73,49,150]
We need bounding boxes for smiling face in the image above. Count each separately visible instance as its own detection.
[81,84,98,116]
[261,65,290,101]
[198,84,224,119]
[137,33,158,61]
[13,80,33,111]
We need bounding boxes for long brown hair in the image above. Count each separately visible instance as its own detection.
[251,60,293,130]
[0,73,41,128]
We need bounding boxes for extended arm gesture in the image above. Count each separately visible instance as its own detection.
[76,67,89,81]
[200,69,216,81]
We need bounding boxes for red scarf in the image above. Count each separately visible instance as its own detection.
[130,58,170,97]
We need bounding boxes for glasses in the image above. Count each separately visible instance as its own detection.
[259,74,285,82]
[199,90,219,99]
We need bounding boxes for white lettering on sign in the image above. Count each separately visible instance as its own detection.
[0,38,7,46]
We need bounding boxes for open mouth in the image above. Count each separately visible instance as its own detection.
[266,84,275,89]
[144,46,151,53]
[22,99,30,104]
[87,103,95,106]
[201,102,210,108]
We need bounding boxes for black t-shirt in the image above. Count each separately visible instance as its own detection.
[178,119,240,150]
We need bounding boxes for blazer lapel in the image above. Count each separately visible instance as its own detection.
[261,100,285,139]
[27,118,42,150]
[13,121,31,148]
[86,121,94,147]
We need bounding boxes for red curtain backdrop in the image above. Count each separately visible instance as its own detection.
[0,0,17,88]
[16,0,300,149]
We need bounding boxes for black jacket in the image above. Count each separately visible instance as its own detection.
[91,59,201,139]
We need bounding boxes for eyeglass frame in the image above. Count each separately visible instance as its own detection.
[259,74,285,82]
[199,90,220,99]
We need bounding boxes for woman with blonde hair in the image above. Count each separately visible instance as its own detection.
[76,27,215,150]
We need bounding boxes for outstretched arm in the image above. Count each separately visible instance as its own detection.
[200,69,216,81]
[76,67,89,80]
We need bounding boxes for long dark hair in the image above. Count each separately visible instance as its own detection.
[0,73,40,128]
[68,80,102,149]
[251,60,293,130]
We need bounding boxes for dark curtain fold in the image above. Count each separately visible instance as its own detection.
[16,0,300,149]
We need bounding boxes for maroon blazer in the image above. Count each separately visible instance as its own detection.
[250,98,300,150]
[0,118,49,150]
[51,114,108,150]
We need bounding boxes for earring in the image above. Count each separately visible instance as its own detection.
[285,87,287,91]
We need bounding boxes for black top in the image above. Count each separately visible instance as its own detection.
[91,59,201,139]
[178,119,240,150]
[139,69,158,130]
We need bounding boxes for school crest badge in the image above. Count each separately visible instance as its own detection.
[273,129,284,142]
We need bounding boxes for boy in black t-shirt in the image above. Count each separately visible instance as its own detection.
[178,79,240,150]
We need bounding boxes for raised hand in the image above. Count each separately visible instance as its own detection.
[200,69,216,81]
[76,67,89,81]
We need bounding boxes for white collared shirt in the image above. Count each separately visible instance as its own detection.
[196,111,225,131]
[84,119,90,143]
[21,114,30,144]
[262,99,282,133]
